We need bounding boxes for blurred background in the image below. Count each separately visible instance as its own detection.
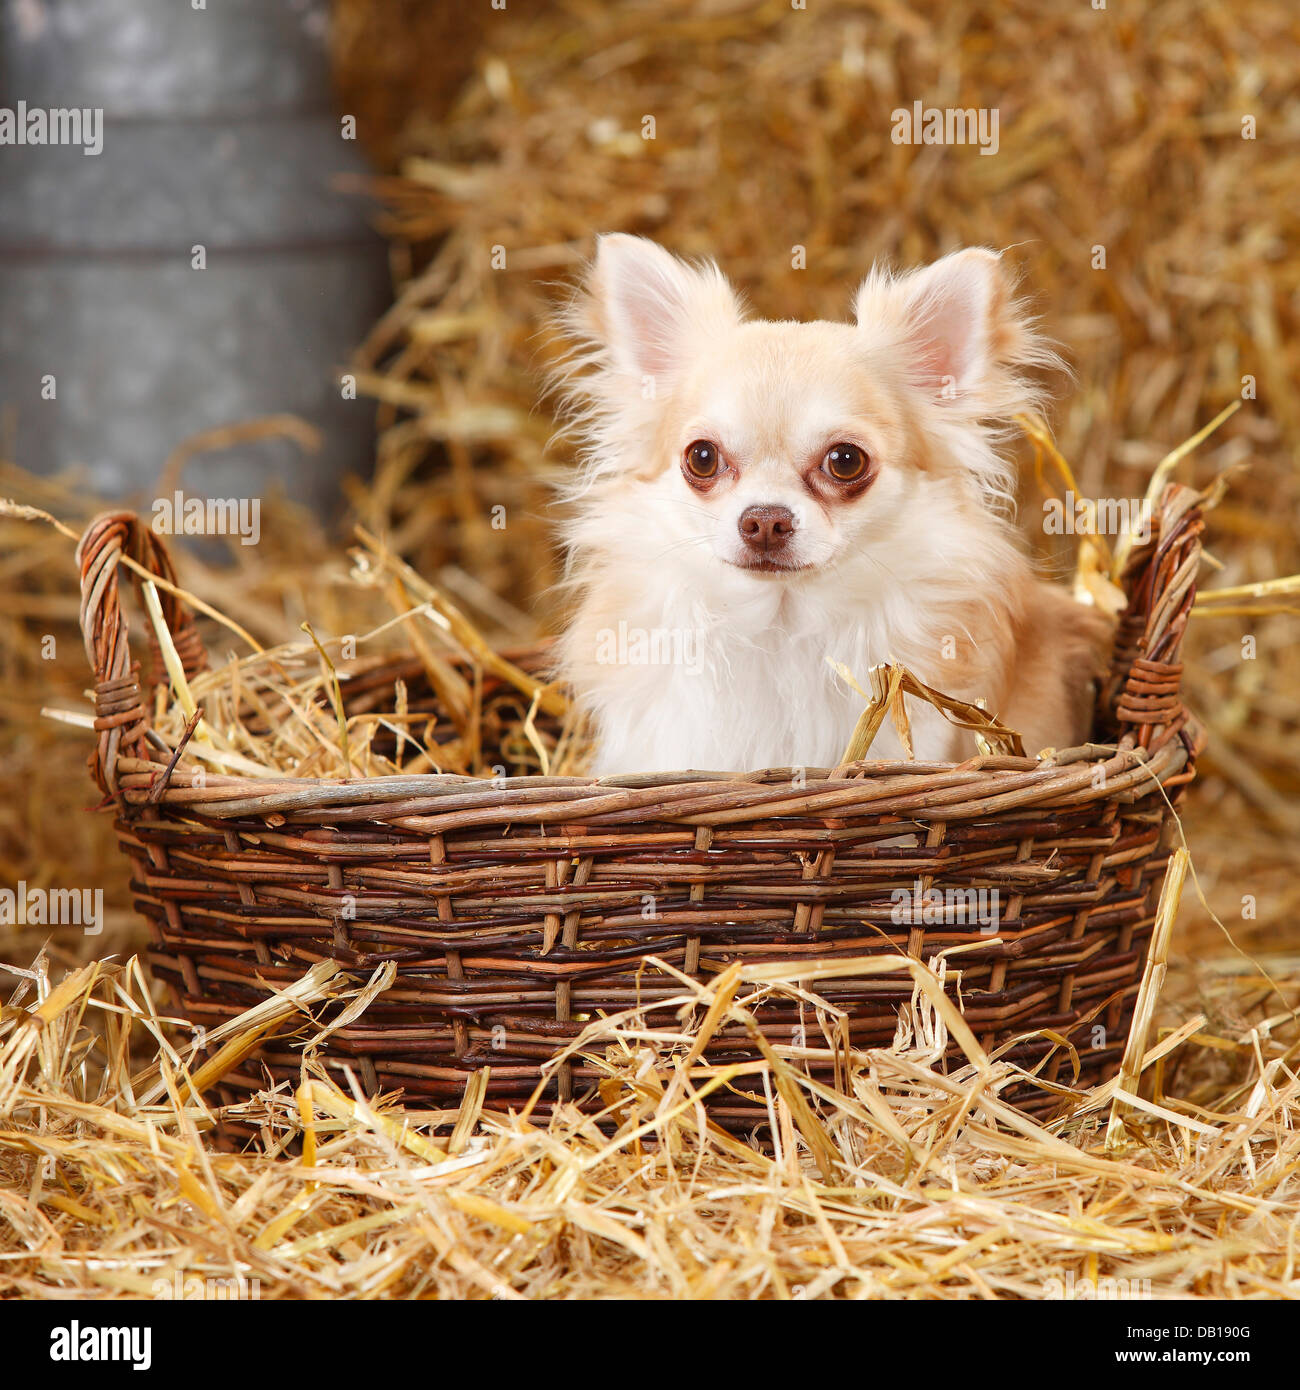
[0,0,389,512]
[2,0,1297,1083]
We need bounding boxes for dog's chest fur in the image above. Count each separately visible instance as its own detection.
[585,580,956,774]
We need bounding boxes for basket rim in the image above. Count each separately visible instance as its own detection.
[111,740,1162,787]
[106,734,1191,828]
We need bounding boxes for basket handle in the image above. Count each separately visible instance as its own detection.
[76,512,209,799]
[1107,483,1204,750]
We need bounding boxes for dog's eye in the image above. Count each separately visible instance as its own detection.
[684,440,721,479]
[823,443,870,482]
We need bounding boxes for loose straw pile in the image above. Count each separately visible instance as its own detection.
[2,934,1298,1299]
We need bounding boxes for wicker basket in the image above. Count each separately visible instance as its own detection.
[76,486,1205,1132]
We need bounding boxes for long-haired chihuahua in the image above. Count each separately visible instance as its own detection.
[553,234,1112,775]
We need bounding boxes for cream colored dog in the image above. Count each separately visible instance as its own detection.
[553,234,1112,775]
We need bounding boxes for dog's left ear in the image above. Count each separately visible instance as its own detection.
[855,249,1048,401]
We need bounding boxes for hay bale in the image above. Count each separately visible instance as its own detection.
[333,0,1300,966]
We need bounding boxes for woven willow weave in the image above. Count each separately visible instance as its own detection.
[76,486,1203,1132]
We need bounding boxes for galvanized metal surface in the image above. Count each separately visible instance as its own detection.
[0,0,389,515]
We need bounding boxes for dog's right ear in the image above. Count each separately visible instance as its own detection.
[580,234,742,388]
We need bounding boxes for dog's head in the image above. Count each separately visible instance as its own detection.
[556,235,1055,583]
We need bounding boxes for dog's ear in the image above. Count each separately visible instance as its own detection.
[854,249,1055,403]
[582,234,742,386]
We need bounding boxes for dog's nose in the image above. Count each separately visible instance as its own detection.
[738,504,796,551]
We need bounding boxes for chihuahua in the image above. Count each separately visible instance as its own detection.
[552,234,1113,776]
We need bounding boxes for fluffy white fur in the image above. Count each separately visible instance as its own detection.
[552,234,1112,775]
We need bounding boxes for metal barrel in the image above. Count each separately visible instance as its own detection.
[0,0,390,516]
